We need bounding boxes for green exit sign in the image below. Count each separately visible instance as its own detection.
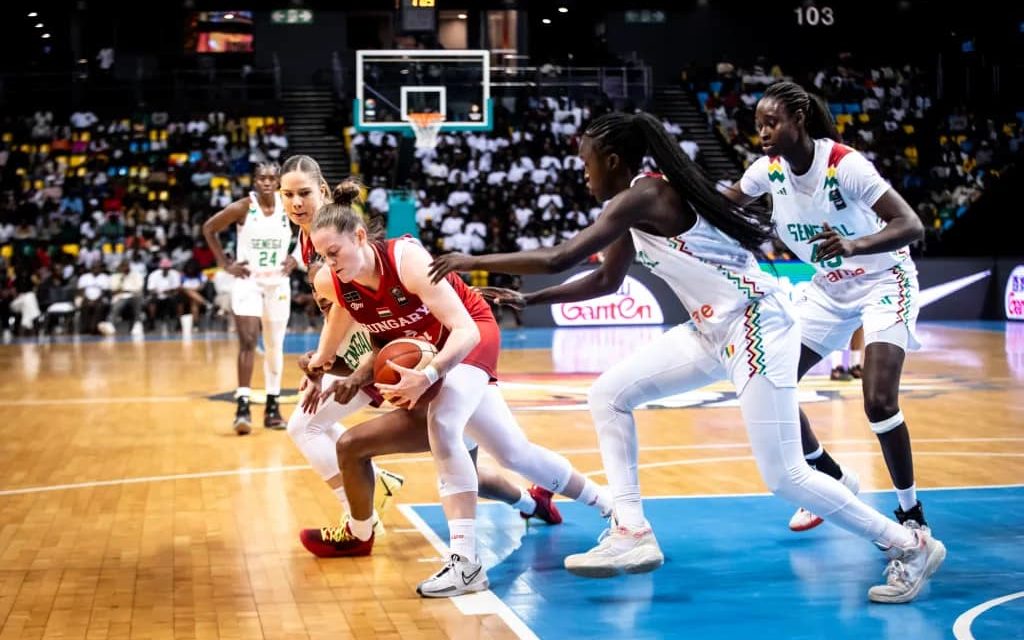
[271,9,314,24]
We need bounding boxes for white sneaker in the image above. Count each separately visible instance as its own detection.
[564,520,664,578]
[868,523,946,603]
[130,322,144,336]
[98,321,116,336]
[789,468,860,532]
[417,554,489,598]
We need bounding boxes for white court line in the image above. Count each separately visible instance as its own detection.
[5,395,194,406]
[3,440,1023,496]
[582,450,1024,478]
[554,436,1024,456]
[397,482,1024,508]
[397,504,540,640]
[0,454,430,496]
[952,591,1024,640]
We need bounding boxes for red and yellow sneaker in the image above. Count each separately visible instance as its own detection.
[299,522,374,558]
[520,485,563,525]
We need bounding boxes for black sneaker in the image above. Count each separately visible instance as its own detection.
[830,366,852,381]
[895,500,928,529]
[234,396,252,435]
[849,364,863,379]
[264,395,286,430]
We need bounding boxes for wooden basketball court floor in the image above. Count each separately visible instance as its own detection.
[0,322,1021,639]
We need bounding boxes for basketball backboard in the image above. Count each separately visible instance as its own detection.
[354,49,492,134]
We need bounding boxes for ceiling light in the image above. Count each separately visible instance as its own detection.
[542,18,552,24]
[42,33,51,39]
[28,12,38,17]
[35,22,44,28]
[457,13,467,19]
[224,13,234,19]
[558,7,568,13]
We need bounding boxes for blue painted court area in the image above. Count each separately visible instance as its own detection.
[410,486,1024,640]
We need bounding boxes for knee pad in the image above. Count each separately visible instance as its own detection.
[436,468,478,497]
[285,409,308,443]
[869,410,904,434]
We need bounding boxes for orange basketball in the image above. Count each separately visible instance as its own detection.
[374,338,442,404]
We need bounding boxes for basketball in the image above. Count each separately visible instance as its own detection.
[374,338,442,404]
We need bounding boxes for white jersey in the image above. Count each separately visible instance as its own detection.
[237,192,292,284]
[628,173,781,339]
[740,138,912,284]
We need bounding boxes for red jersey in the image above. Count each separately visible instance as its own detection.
[298,228,316,267]
[331,237,499,379]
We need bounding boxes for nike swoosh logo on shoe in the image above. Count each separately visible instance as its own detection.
[461,566,482,585]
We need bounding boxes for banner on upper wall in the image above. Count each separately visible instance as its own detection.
[518,258,999,327]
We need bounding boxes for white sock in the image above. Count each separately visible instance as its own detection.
[349,515,374,541]
[448,518,476,560]
[850,350,862,367]
[332,485,350,514]
[235,386,251,399]
[614,500,646,529]
[804,445,824,463]
[895,484,918,512]
[512,489,536,515]
[576,479,614,517]
[830,351,844,368]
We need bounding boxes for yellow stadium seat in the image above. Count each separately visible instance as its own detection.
[469,270,489,287]
[1,246,12,259]
[64,244,80,256]
[903,124,915,134]
[858,113,870,123]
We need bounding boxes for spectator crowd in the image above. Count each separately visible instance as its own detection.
[0,109,292,337]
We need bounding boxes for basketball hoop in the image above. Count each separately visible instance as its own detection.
[407,112,444,149]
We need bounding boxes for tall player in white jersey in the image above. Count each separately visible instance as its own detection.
[203,162,296,434]
[431,111,944,603]
[724,81,929,533]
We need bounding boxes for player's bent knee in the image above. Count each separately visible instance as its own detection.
[869,410,905,434]
[285,410,308,442]
[336,428,369,463]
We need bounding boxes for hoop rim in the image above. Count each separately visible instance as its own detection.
[407,112,445,128]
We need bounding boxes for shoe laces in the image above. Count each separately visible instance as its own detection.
[883,559,910,586]
[319,522,356,543]
[429,554,461,579]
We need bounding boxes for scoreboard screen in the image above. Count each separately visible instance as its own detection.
[399,0,437,33]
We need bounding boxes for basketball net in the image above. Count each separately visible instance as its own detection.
[407,112,443,149]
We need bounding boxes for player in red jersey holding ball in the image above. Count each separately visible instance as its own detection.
[306,181,612,598]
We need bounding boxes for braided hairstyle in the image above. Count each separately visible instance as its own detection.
[762,81,841,142]
[584,111,773,254]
